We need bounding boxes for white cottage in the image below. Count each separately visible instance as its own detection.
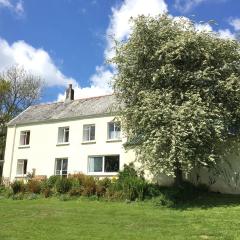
[2,85,134,182]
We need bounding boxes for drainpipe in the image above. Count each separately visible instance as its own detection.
[9,124,17,182]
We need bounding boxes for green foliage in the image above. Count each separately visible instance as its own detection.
[55,178,72,194]
[112,163,148,201]
[27,180,41,194]
[47,175,60,188]
[11,181,25,194]
[112,14,240,179]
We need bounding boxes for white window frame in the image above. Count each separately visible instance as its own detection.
[19,130,30,146]
[16,159,28,176]
[88,155,120,175]
[55,158,68,177]
[57,127,70,144]
[82,124,95,142]
[107,122,121,140]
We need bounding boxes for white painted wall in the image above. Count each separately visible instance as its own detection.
[3,115,135,181]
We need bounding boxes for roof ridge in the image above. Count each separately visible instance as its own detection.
[32,94,114,107]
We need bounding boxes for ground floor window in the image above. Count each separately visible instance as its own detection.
[16,159,27,176]
[88,155,120,173]
[55,158,68,177]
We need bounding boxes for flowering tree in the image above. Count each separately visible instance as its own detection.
[112,14,240,185]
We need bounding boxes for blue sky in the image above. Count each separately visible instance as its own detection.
[0,0,239,102]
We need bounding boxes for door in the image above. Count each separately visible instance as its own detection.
[55,158,68,177]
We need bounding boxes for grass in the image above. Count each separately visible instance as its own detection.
[1,195,240,240]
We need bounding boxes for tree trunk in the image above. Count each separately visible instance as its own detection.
[174,160,183,187]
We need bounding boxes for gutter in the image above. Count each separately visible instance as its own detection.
[9,124,17,181]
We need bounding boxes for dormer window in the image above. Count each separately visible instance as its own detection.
[20,131,30,146]
[58,127,69,143]
[108,122,121,140]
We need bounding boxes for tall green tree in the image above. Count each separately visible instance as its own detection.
[0,66,43,159]
[112,15,240,185]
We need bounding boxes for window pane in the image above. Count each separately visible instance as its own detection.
[104,156,120,172]
[58,128,64,143]
[64,128,69,142]
[55,159,62,171]
[83,125,95,141]
[108,123,115,139]
[16,160,23,175]
[88,157,102,172]
[20,133,25,145]
[108,122,121,139]
[62,159,68,171]
[90,125,95,140]
[23,160,28,174]
[26,132,30,145]
[83,126,89,141]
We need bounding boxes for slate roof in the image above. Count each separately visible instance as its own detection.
[8,94,120,126]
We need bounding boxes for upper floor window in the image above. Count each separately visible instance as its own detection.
[16,159,27,176]
[20,131,30,146]
[108,122,121,140]
[83,124,95,142]
[58,127,69,143]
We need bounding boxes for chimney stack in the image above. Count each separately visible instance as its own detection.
[65,84,74,101]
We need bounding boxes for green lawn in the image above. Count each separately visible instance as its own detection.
[1,196,240,240]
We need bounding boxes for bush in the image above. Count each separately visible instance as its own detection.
[95,178,112,197]
[27,193,38,200]
[114,164,148,201]
[55,178,72,194]
[152,194,174,207]
[12,192,24,200]
[81,176,96,196]
[27,180,41,194]
[11,181,25,194]
[47,175,60,188]
[59,194,71,201]
[40,179,52,198]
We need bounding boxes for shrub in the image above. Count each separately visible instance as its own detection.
[40,180,52,198]
[95,178,112,197]
[69,173,86,185]
[55,178,72,194]
[12,192,24,200]
[81,176,96,196]
[27,180,41,194]
[27,193,38,200]
[47,175,60,188]
[11,181,25,194]
[115,164,148,201]
[152,194,174,207]
[59,194,71,201]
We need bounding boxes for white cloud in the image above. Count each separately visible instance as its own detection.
[57,66,113,101]
[229,18,240,31]
[218,29,236,39]
[195,23,213,32]
[174,0,206,13]
[105,0,168,59]
[59,0,168,101]
[0,0,24,15]
[0,38,77,87]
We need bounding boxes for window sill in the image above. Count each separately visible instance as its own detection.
[82,141,96,145]
[56,142,70,146]
[15,175,27,178]
[18,145,30,149]
[106,139,122,143]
